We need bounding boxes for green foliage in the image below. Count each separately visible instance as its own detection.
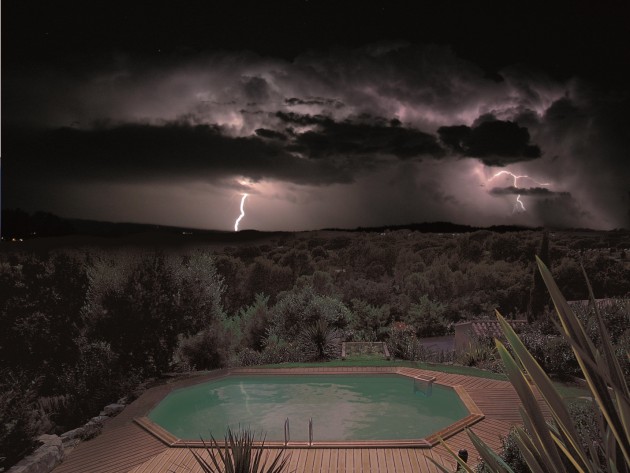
[259,336,302,364]
[246,257,293,304]
[475,428,528,473]
[240,294,273,351]
[517,328,580,379]
[566,400,603,458]
[173,251,225,334]
[349,299,390,341]
[528,231,551,321]
[297,319,342,361]
[0,253,87,372]
[191,427,290,473]
[271,286,352,341]
[88,253,181,375]
[84,251,226,375]
[55,338,127,429]
[442,258,630,473]
[215,255,249,314]
[0,371,46,470]
[388,323,433,361]
[457,342,497,368]
[403,295,448,337]
[177,323,232,370]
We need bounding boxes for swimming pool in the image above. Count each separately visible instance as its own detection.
[146,372,474,444]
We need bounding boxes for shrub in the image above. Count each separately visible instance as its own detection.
[441,258,630,473]
[177,324,231,370]
[259,336,303,365]
[192,427,290,473]
[0,371,46,470]
[475,428,528,473]
[240,294,273,351]
[403,295,449,338]
[388,323,434,361]
[297,319,342,361]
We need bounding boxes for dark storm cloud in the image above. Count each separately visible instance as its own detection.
[4,29,629,230]
[285,97,344,108]
[278,112,444,159]
[241,76,272,103]
[489,186,570,196]
[4,124,364,186]
[438,120,541,166]
[533,194,594,228]
[254,128,288,140]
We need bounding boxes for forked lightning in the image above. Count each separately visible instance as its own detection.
[234,194,249,231]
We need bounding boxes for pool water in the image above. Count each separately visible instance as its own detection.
[148,374,469,441]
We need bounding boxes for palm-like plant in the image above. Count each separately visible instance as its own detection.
[298,319,341,361]
[434,257,630,473]
[191,427,291,473]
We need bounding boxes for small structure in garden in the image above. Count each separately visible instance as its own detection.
[454,319,527,352]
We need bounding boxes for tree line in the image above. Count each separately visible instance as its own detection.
[1,228,629,469]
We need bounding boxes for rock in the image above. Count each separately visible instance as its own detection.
[102,403,125,417]
[116,396,128,405]
[89,415,109,424]
[60,428,84,441]
[80,421,102,440]
[7,435,64,473]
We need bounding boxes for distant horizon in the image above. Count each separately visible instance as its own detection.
[5,208,629,242]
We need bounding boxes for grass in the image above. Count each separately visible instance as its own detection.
[257,357,509,380]
[551,380,591,401]
[257,358,593,399]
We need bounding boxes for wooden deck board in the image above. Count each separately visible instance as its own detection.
[52,366,550,473]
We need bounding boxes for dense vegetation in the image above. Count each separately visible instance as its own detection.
[1,229,629,469]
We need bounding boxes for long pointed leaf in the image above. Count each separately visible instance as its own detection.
[549,429,587,473]
[496,339,566,472]
[536,257,630,466]
[467,428,515,473]
[512,426,548,473]
[433,436,475,473]
[496,311,590,471]
[581,265,629,397]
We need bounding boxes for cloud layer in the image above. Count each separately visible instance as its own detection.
[4,43,629,230]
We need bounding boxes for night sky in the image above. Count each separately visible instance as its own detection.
[3,1,630,231]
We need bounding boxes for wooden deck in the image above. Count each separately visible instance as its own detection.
[53,367,550,473]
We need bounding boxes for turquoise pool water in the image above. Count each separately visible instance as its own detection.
[148,374,469,441]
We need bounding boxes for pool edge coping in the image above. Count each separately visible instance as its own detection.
[134,366,485,449]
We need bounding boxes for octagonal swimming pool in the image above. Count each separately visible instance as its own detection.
[147,373,470,443]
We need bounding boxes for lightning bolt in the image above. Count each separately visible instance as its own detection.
[234,193,248,231]
[489,171,550,213]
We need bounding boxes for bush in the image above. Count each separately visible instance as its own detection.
[271,287,352,341]
[403,295,449,338]
[567,400,603,458]
[260,336,303,365]
[240,294,273,351]
[177,324,232,370]
[54,338,126,430]
[0,371,46,470]
[297,319,342,361]
[475,428,528,473]
[388,323,433,361]
[191,427,290,473]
